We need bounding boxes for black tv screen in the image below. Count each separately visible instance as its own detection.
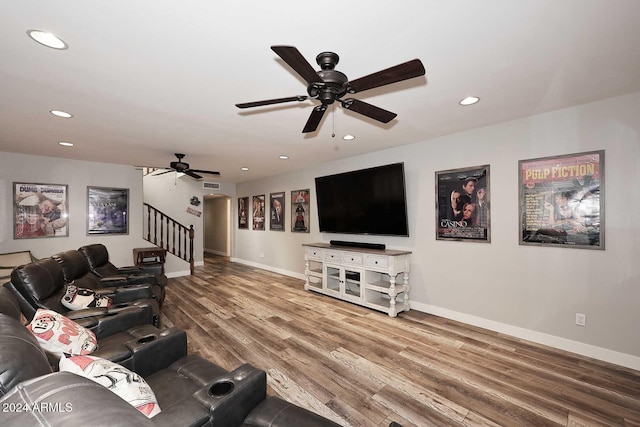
[315,163,409,236]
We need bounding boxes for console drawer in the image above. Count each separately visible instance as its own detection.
[342,253,363,266]
[365,255,389,269]
[306,247,323,260]
[323,250,342,262]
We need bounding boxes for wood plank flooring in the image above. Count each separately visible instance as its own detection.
[160,254,640,427]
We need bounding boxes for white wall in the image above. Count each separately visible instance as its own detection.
[0,153,150,267]
[234,92,640,369]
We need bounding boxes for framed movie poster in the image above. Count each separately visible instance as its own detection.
[436,165,490,242]
[519,150,604,249]
[14,182,68,239]
[87,186,129,235]
[252,195,265,230]
[269,192,285,231]
[291,189,310,233]
[238,197,249,229]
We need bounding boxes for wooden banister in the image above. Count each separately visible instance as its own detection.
[143,203,194,275]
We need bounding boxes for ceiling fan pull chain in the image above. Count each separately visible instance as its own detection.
[332,103,335,138]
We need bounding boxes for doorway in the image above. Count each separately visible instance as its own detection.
[203,195,231,258]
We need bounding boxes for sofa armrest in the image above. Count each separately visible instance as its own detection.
[126,327,188,377]
[194,364,267,427]
[68,305,148,339]
[94,283,153,302]
[242,396,343,427]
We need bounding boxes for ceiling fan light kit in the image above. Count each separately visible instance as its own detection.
[236,46,425,133]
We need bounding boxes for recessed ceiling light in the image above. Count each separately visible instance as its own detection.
[342,134,355,140]
[50,110,73,118]
[27,30,68,50]
[279,155,289,160]
[241,167,249,171]
[58,141,74,147]
[459,96,480,106]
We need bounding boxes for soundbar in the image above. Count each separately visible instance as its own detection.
[329,240,386,251]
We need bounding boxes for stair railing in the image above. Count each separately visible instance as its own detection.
[143,203,194,275]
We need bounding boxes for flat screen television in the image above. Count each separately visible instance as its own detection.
[315,163,409,236]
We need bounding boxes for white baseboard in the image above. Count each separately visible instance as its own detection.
[166,260,204,278]
[231,257,305,281]
[410,301,640,371]
[227,258,640,371]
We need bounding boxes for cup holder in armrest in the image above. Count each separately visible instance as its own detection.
[208,381,234,397]
[136,335,157,344]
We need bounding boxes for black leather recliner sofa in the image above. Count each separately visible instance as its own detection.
[5,257,159,327]
[0,288,341,426]
[0,285,185,376]
[78,243,167,306]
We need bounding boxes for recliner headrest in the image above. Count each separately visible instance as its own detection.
[78,244,109,270]
[10,258,66,301]
[0,313,52,397]
[51,250,90,282]
[0,286,21,320]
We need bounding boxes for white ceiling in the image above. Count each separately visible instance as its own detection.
[1,1,639,183]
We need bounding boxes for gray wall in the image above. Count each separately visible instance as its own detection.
[234,92,640,369]
[0,155,149,267]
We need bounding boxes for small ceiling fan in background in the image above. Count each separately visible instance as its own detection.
[236,46,426,133]
[151,153,220,180]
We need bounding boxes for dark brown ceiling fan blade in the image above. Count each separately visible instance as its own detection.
[341,98,397,123]
[348,59,425,93]
[236,95,308,109]
[271,46,321,84]
[302,105,327,133]
[184,170,203,180]
[189,169,221,176]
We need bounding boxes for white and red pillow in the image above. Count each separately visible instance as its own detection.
[27,309,98,357]
[62,284,112,310]
[60,355,161,417]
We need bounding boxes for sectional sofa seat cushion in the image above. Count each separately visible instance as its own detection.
[26,309,98,357]
[60,355,161,417]
[61,284,112,310]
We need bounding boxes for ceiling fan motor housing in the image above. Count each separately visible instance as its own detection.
[308,70,348,104]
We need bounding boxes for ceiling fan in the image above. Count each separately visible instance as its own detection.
[152,153,220,180]
[236,45,426,133]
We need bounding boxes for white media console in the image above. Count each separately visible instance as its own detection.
[303,243,411,317]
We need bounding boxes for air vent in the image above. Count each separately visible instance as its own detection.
[203,182,220,190]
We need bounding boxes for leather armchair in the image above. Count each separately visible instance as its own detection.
[6,257,158,327]
[78,244,166,306]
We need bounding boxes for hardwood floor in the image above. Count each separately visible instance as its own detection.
[160,254,640,427]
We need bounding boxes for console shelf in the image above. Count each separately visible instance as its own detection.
[303,243,411,317]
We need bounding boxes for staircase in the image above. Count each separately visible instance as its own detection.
[143,203,194,275]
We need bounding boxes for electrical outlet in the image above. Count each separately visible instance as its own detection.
[259,252,264,258]
[575,313,586,327]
